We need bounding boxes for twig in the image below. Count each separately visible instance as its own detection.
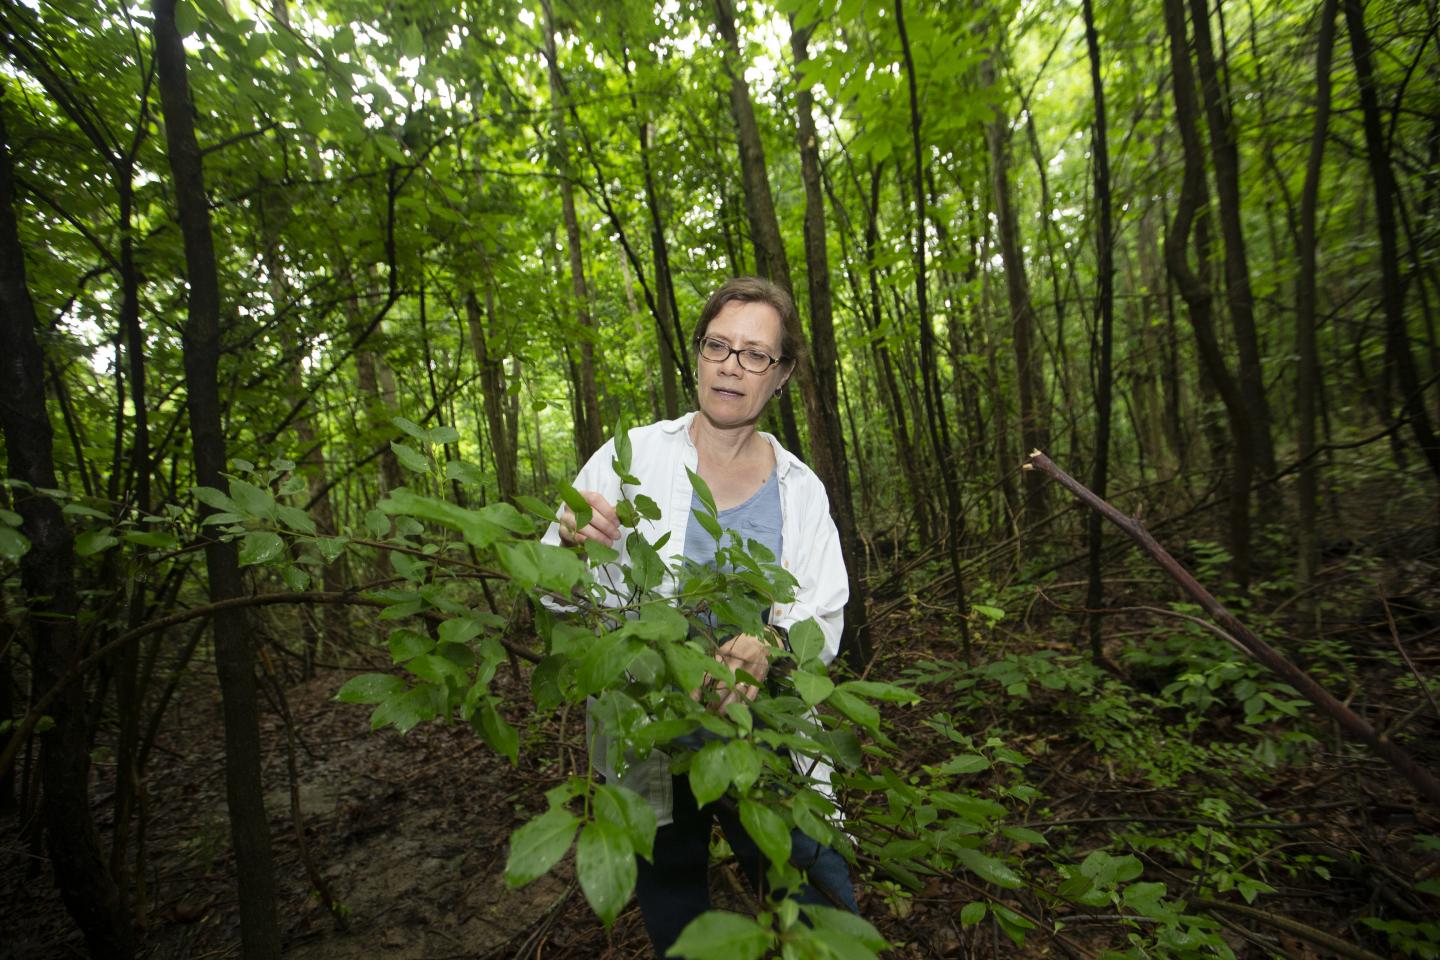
[1023,450,1440,809]
[1191,898,1387,960]
[1377,587,1440,722]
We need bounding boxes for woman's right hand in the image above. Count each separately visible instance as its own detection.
[558,491,621,546]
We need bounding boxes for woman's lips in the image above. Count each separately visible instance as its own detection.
[713,387,745,398]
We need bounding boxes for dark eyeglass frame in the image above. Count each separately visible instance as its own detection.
[695,335,785,373]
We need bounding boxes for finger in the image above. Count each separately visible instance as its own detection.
[585,493,622,539]
[578,523,615,546]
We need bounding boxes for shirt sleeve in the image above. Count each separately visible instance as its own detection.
[772,474,848,666]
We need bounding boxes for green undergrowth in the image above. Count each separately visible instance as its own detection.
[15,417,1435,958]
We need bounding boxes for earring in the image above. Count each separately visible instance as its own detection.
[774,387,782,397]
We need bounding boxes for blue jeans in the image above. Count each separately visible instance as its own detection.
[634,774,859,955]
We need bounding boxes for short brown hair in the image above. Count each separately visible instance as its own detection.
[692,276,805,367]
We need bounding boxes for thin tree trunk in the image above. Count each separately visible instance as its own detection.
[0,90,135,960]
[1296,0,1339,610]
[1343,0,1440,489]
[1188,0,1277,483]
[1081,0,1116,662]
[540,0,603,460]
[151,4,281,957]
[1163,0,1254,586]
[790,17,871,669]
[896,0,972,654]
[982,52,1048,525]
[467,288,518,499]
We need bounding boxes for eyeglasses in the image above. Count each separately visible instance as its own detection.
[695,336,784,373]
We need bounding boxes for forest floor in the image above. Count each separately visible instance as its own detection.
[3,495,1439,959]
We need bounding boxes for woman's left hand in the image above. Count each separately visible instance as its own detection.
[709,634,771,712]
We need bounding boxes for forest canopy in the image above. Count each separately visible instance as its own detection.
[1,0,1438,956]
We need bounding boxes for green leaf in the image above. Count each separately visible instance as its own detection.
[281,565,309,591]
[445,459,486,486]
[559,485,592,533]
[825,688,879,733]
[238,531,286,566]
[667,911,772,959]
[960,901,987,927]
[689,741,730,807]
[593,784,657,862]
[497,541,586,593]
[275,505,316,534]
[576,818,635,926]
[62,503,110,519]
[726,740,762,792]
[123,530,178,550]
[229,478,277,519]
[792,670,834,706]
[316,537,348,563]
[364,508,390,537]
[380,490,529,549]
[934,754,990,776]
[685,467,716,514]
[954,847,1023,889]
[613,419,633,473]
[426,424,460,444]
[0,525,28,561]
[0,508,21,526]
[840,680,920,704]
[174,0,199,36]
[1000,826,1048,846]
[788,620,825,664]
[336,673,406,704]
[192,485,237,512]
[392,417,428,441]
[516,494,556,520]
[633,494,662,521]
[738,799,790,868]
[475,702,519,764]
[388,628,432,662]
[391,441,430,473]
[74,529,119,557]
[505,807,579,887]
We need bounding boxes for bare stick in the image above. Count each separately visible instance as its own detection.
[1023,450,1440,808]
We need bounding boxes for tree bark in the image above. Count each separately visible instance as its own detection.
[1296,0,1339,605]
[1343,0,1440,488]
[151,4,281,957]
[1187,0,1277,482]
[1081,0,1116,662]
[790,17,871,669]
[540,0,603,461]
[896,0,972,654]
[1162,0,1254,586]
[467,287,519,499]
[0,89,136,960]
[982,54,1048,525]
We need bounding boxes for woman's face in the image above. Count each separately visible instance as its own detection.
[695,299,791,430]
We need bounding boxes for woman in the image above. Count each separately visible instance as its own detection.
[544,276,858,952]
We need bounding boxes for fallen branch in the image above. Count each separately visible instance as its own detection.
[1192,898,1387,960]
[1023,450,1440,808]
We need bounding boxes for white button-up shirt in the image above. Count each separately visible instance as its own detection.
[542,412,848,823]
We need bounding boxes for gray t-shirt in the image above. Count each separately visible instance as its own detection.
[682,465,783,569]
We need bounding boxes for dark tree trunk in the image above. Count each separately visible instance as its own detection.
[0,90,136,960]
[896,0,972,654]
[1343,0,1440,488]
[1081,0,1116,662]
[790,17,871,670]
[1163,0,1254,586]
[540,0,603,460]
[467,288,519,499]
[151,4,281,957]
[1296,0,1339,603]
[1187,0,1277,483]
[983,56,1048,525]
